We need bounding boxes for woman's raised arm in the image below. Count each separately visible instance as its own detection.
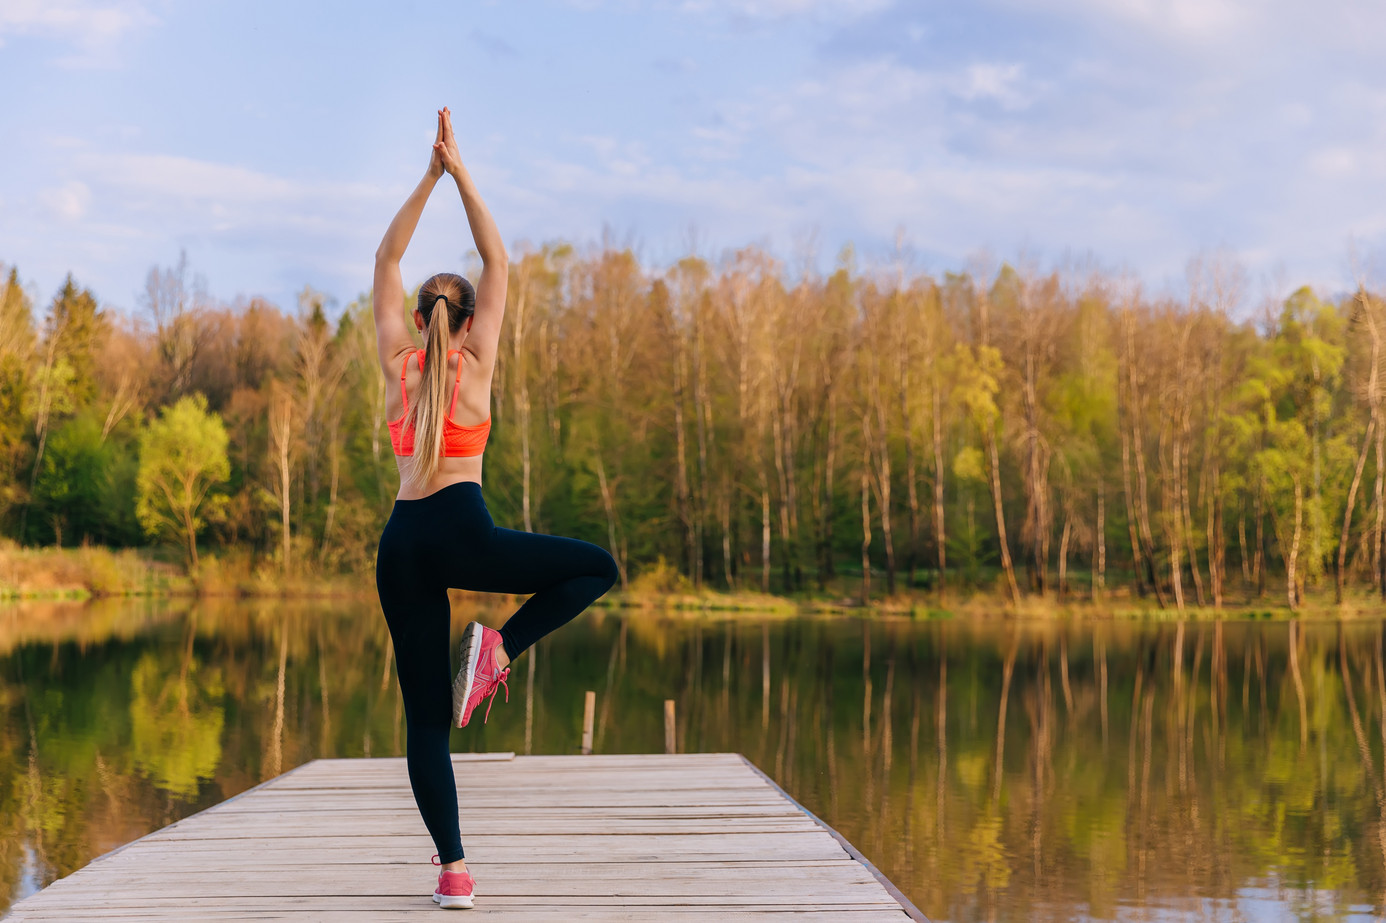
[372,113,447,373]
[435,107,508,368]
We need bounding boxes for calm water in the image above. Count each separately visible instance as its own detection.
[2,599,1385,921]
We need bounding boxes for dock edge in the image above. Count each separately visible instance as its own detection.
[738,754,929,922]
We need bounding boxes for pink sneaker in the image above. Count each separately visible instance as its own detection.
[453,621,511,728]
[432,868,476,910]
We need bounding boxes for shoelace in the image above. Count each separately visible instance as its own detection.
[481,666,510,724]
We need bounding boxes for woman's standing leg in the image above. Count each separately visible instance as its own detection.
[377,523,464,863]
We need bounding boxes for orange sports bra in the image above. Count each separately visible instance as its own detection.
[388,349,491,458]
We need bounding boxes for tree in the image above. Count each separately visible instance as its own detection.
[267,382,295,573]
[30,413,118,546]
[1339,289,1386,600]
[1047,281,1117,600]
[953,341,1021,603]
[136,394,230,568]
[143,251,209,402]
[23,276,105,538]
[0,266,34,527]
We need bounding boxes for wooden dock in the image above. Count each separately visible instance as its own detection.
[8,753,923,921]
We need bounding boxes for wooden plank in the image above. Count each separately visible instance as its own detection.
[13,909,920,914]
[61,854,856,870]
[99,832,849,862]
[32,873,892,900]
[7,753,916,923]
[144,820,819,832]
[292,753,741,770]
[35,858,885,882]
[208,805,803,817]
[13,895,906,910]
[150,792,792,805]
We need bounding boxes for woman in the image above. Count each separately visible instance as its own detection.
[373,108,619,910]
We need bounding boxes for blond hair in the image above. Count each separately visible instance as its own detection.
[403,272,475,485]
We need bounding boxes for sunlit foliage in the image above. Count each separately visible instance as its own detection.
[2,249,1385,608]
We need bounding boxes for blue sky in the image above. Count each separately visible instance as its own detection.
[4,0,1386,315]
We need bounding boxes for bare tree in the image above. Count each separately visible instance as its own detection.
[269,383,295,574]
[1341,286,1386,602]
[143,252,209,401]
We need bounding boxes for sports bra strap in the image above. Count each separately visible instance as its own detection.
[401,348,466,418]
[449,350,465,418]
[399,351,414,415]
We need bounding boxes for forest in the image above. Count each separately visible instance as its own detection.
[0,246,1380,611]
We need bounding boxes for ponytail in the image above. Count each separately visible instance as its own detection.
[403,296,452,486]
[402,272,475,486]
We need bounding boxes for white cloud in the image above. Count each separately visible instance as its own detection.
[690,125,743,161]
[775,57,938,157]
[563,0,892,22]
[15,0,1386,309]
[677,0,892,20]
[1081,0,1247,40]
[87,158,411,292]
[38,180,91,220]
[1003,0,1386,55]
[953,63,1031,110]
[0,0,158,66]
[576,32,1326,289]
[1310,148,1358,180]
[997,0,1249,44]
[78,153,384,218]
[3,150,405,306]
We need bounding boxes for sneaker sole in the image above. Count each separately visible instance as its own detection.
[433,892,475,909]
[452,622,483,727]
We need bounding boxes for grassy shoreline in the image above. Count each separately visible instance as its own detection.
[0,541,366,601]
[3,542,1384,620]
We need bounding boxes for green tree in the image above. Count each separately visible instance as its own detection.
[0,267,34,528]
[136,394,230,568]
[1047,288,1118,598]
[1270,290,1346,605]
[23,276,105,540]
[31,413,108,546]
[952,341,1021,603]
[43,275,106,406]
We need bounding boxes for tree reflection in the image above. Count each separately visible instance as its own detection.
[3,606,1386,920]
[128,648,224,798]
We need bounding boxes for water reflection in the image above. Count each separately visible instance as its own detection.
[2,601,1385,921]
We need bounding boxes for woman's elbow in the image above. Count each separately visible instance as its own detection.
[375,242,402,265]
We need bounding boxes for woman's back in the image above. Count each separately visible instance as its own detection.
[386,347,493,498]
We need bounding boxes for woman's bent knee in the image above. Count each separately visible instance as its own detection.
[597,549,619,589]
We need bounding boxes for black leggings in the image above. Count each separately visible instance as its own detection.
[375,481,618,863]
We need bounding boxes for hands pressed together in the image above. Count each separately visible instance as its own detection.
[374,104,504,375]
[428,107,466,180]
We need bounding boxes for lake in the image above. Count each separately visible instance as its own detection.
[2,599,1384,921]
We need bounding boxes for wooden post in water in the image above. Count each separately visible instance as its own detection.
[581,690,596,755]
[664,699,677,754]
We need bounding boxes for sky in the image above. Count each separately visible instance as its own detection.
[4,0,1386,316]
